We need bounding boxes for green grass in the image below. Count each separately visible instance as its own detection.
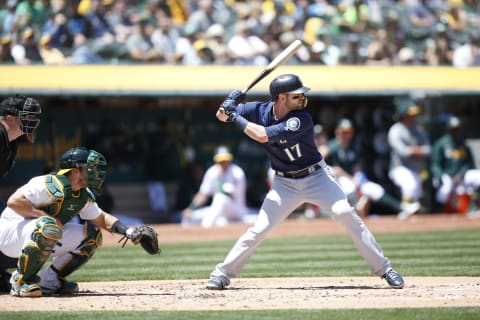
[5,229,480,320]
[3,308,480,320]
[71,229,480,281]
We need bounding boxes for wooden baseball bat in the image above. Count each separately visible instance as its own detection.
[241,39,304,94]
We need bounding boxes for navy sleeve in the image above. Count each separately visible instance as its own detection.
[266,111,313,143]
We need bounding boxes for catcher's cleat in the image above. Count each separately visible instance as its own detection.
[382,269,405,289]
[206,276,229,290]
[9,271,42,297]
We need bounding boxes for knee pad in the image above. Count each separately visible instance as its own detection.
[18,217,62,281]
[79,221,103,257]
[19,242,51,283]
[32,216,62,244]
[55,221,102,278]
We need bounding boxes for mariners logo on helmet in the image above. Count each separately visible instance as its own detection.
[269,74,310,100]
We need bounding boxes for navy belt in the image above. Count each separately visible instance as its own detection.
[275,160,325,179]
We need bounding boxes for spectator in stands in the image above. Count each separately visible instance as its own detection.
[0,36,14,64]
[125,17,163,63]
[204,23,230,64]
[69,32,104,64]
[151,12,179,64]
[431,115,480,216]
[15,0,48,33]
[365,28,395,65]
[2,0,17,36]
[227,20,269,66]
[334,0,370,34]
[463,0,480,30]
[104,0,133,44]
[452,33,480,67]
[441,0,469,47]
[38,33,67,65]
[184,0,234,36]
[42,11,73,50]
[424,24,454,66]
[181,146,249,228]
[326,118,420,219]
[387,98,431,217]
[406,0,438,33]
[261,0,296,44]
[10,27,43,65]
[175,24,201,65]
[309,27,341,66]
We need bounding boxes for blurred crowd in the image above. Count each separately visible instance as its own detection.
[0,0,479,67]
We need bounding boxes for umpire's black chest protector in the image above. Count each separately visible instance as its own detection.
[0,124,17,178]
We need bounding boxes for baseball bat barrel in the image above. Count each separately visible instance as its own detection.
[241,39,304,94]
[219,39,304,113]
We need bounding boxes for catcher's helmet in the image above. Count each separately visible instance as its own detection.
[58,147,107,191]
[0,95,41,143]
[87,150,107,191]
[269,74,310,100]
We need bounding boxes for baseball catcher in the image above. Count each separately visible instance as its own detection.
[0,147,160,297]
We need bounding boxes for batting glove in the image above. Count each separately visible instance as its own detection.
[227,90,245,104]
[220,98,237,115]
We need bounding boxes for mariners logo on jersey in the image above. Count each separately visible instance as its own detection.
[286,117,300,132]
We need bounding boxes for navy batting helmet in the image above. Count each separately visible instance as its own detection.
[269,74,310,100]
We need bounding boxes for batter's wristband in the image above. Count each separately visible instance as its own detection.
[233,115,248,131]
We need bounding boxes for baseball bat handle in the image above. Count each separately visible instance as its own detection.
[242,69,268,94]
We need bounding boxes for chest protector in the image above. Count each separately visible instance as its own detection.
[40,174,94,224]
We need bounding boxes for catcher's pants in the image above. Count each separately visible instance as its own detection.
[0,217,88,260]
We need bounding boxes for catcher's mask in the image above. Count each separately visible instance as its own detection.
[58,147,107,191]
[87,150,107,191]
[0,95,41,143]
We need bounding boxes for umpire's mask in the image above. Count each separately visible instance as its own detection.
[19,97,42,143]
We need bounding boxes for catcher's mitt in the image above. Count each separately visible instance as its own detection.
[118,225,160,255]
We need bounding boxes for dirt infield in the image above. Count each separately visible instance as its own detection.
[1,214,480,311]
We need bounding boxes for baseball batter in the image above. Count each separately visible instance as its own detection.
[206,74,405,290]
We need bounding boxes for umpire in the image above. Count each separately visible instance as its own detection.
[0,95,42,292]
